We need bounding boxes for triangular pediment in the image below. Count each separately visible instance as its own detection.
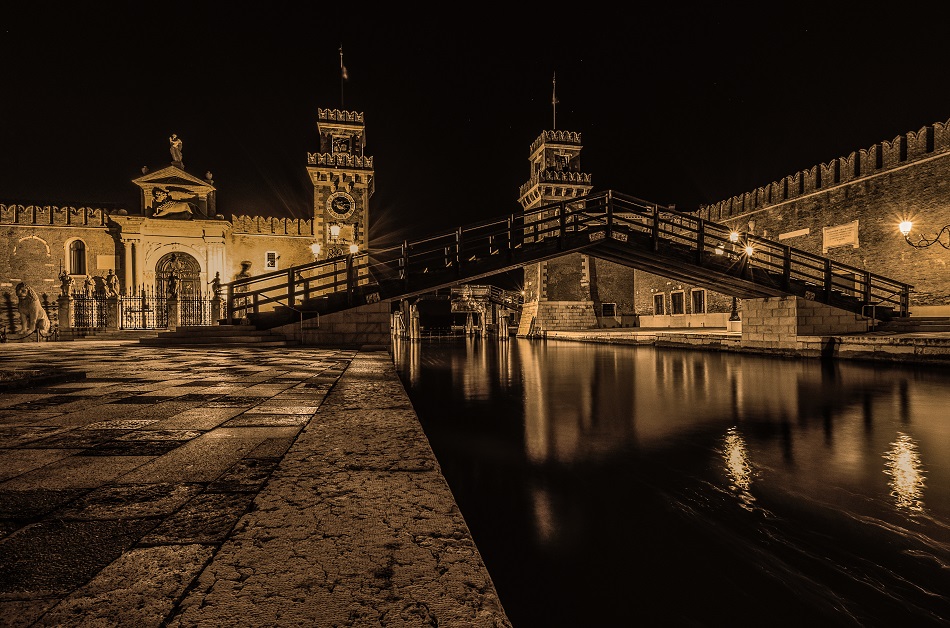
[133,165,215,191]
[133,165,217,218]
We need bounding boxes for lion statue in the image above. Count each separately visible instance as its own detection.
[15,283,51,335]
[151,187,196,218]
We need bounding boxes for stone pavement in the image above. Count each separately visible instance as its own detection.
[0,341,511,627]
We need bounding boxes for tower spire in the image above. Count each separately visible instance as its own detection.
[552,72,559,130]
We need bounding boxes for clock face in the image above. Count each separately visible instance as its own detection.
[327,192,355,219]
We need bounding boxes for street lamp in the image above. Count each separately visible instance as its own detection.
[899,220,950,249]
[325,223,359,258]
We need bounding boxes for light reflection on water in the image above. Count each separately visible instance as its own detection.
[394,337,950,627]
[722,426,757,511]
[884,432,926,512]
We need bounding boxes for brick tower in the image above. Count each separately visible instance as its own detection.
[516,129,598,335]
[306,109,374,259]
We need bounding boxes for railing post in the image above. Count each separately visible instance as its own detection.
[695,219,704,265]
[456,227,463,275]
[226,284,234,322]
[346,254,355,305]
[558,203,566,250]
[287,269,295,308]
[605,192,613,240]
[782,246,792,290]
[822,259,833,303]
[862,271,872,304]
[652,204,660,251]
[400,240,409,281]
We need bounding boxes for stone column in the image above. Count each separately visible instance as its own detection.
[410,303,420,340]
[166,296,179,331]
[211,295,222,324]
[121,239,135,293]
[57,294,73,329]
[105,297,120,331]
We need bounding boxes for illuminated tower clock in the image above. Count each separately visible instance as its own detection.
[306,109,374,259]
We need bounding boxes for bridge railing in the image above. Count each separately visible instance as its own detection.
[225,255,364,320]
[223,189,912,322]
[604,191,911,315]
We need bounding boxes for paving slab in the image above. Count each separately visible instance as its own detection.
[0,341,511,627]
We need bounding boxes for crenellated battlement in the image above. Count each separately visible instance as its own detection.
[0,203,114,227]
[518,170,593,199]
[316,108,364,124]
[529,130,582,155]
[229,215,314,236]
[307,152,374,169]
[701,117,950,221]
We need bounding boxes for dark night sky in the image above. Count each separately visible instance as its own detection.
[3,4,947,249]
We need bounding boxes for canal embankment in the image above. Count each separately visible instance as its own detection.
[543,327,950,366]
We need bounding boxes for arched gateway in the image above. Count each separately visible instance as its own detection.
[155,252,201,298]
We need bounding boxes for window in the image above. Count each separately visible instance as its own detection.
[670,291,685,315]
[601,303,616,317]
[653,293,665,315]
[265,251,278,270]
[690,289,706,314]
[68,240,86,275]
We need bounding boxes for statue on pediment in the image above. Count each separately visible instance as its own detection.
[169,133,183,166]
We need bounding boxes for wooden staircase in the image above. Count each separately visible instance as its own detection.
[138,324,298,347]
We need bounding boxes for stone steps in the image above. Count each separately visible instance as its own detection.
[57,330,161,342]
[875,316,950,333]
[139,325,298,347]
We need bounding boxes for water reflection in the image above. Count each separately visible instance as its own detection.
[394,338,950,627]
[722,426,756,511]
[884,432,926,512]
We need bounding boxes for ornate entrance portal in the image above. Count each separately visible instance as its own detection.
[155,252,201,298]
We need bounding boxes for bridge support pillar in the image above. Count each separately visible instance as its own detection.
[410,304,421,340]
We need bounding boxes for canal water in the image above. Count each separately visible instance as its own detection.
[392,337,950,627]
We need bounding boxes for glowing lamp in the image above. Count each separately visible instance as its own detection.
[898,220,950,249]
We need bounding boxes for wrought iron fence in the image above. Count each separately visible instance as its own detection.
[120,290,161,329]
[67,289,218,331]
[71,291,108,330]
[178,292,214,326]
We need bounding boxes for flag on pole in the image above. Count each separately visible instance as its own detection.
[340,46,349,81]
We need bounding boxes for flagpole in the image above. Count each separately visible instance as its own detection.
[552,72,558,130]
[339,45,345,109]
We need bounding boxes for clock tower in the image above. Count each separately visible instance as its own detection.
[306,109,374,258]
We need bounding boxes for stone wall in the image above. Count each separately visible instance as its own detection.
[635,116,950,318]
[278,301,392,346]
[225,233,317,282]
[516,300,597,336]
[740,296,870,351]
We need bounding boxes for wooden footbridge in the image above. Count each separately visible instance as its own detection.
[225,190,912,329]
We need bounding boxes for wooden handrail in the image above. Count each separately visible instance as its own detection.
[224,189,913,322]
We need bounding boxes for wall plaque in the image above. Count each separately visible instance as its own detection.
[822,220,859,253]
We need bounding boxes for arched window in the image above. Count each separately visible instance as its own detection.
[68,240,86,275]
